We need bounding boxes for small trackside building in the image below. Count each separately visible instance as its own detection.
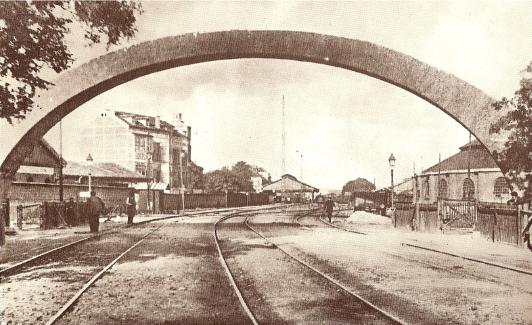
[262,174,319,203]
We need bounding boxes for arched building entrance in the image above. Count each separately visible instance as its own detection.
[0,30,508,198]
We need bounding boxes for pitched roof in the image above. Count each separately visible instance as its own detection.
[39,139,67,166]
[263,174,319,192]
[114,111,186,137]
[422,140,499,174]
[63,161,145,180]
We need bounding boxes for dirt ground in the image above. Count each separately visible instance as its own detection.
[252,213,532,325]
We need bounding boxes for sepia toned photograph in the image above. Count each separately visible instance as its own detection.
[0,1,531,324]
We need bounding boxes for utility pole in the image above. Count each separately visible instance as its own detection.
[59,119,64,202]
[300,153,303,181]
[179,151,185,216]
[281,95,286,175]
[147,152,152,213]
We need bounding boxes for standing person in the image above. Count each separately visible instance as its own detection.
[65,197,76,226]
[86,191,104,233]
[126,190,136,225]
[324,198,335,223]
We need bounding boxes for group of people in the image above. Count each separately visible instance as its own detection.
[85,190,137,233]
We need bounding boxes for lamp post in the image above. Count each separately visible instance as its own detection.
[86,154,93,193]
[179,151,185,216]
[147,152,152,213]
[388,153,396,226]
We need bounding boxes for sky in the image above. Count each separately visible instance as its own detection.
[42,1,532,191]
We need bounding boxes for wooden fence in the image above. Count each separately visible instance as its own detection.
[394,202,439,232]
[395,198,527,246]
[160,192,269,212]
[477,203,521,246]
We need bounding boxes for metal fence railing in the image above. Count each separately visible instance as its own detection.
[16,204,43,229]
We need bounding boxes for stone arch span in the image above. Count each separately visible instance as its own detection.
[0,30,505,178]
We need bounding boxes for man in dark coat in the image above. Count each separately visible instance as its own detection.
[324,198,335,223]
[126,190,136,225]
[65,197,76,226]
[86,191,104,233]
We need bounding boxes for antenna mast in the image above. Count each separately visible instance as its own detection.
[281,95,286,175]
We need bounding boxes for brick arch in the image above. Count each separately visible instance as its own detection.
[0,30,506,179]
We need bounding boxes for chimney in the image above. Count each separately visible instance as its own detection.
[155,115,161,128]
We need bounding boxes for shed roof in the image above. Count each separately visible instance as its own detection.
[64,161,145,180]
[422,140,499,174]
[263,174,319,192]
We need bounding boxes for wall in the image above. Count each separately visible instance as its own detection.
[160,192,268,212]
[80,113,135,171]
[418,170,510,204]
[8,182,131,219]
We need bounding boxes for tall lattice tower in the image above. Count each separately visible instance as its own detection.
[281,95,286,175]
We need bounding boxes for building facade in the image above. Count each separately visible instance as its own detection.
[416,140,510,204]
[81,110,200,192]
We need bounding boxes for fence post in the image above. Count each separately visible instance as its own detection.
[491,209,496,243]
[517,205,524,247]
[17,205,23,230]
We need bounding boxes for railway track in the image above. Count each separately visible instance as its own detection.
[40,206,287,324]
[0,206,280,278]
[314,212,532,286]
[215,209,407,325]
[44,224,165,325]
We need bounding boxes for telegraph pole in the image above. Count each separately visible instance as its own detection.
[281,95,286,175]
[179,151,185,216]
[59,120,64,202]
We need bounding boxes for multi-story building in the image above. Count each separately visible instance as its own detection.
[81,110,200,192]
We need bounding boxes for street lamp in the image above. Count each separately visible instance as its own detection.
[86,154,93,193]
[388,154,396,225]
[179,151,185,216]
[147,152,152,213]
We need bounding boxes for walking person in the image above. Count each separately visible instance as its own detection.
[324,198,335,223]
[86,191,104,233]
[126,190,136,225]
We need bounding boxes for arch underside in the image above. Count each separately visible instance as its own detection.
[0,30,507,179]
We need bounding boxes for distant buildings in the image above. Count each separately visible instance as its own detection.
[416,140,510,204]
[250,166,270,193]
[80,110,203,192]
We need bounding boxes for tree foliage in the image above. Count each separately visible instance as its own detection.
[0,1,142,123]
[204,161,259,193]
[342,178,376,194]
[490,62,532,200]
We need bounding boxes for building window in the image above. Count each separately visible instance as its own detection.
[26,176,34,183]
[438,179,448,199]
[135,162,147,176]
[423,178,430,200]
[493,177,509,197]
[462,178,475,200]
[135,135,152,160]
[152,142,161,162]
